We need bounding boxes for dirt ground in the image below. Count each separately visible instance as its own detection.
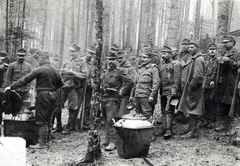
[25,109,240,166]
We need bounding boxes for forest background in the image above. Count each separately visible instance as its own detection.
[0,0,239,68]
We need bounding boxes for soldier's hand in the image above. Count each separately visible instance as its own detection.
[210,81,215,88]
[129,97,134,102]
[222,57,230,62]
[148,97,154,103]
[118,91,123,97]
[4,87,11,93]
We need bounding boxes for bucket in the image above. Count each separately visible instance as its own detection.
[113,114,154,159]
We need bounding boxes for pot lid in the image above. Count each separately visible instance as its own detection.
[113,114,154,129]
[2,91,22,116]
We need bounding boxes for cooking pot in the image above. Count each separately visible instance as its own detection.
[113,113,154,159]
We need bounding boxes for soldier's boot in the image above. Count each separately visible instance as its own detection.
[215,116,229,132]
[62,109,75,134]
[152,114,166,142]
[230,118,240,146]
[102,125,110,146]
[226,117,236,136]
[30,124,49,149]
[164,114,174,140]
[181,115,199,139]
[105,125,116,151]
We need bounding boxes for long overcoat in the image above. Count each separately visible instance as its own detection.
[178,52,205,115]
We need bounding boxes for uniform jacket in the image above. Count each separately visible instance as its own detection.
[101,67,134,98]
[61,56,88,88]
[160,59,181,96]
[219,47,240,117]
[218,47,240,105]
[118,61,136,96]
[131,63,160,98]
[4,61,33,92]
[178,52,205,115]
[10,62,63,92]
[202,56,218,89]
[179,50,191,64]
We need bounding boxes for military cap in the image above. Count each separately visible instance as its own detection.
[106,51,117,59]
[143,41,153,48]
[116,50,127,57]
[111,44,120,52]
[208,43,217,48]
[0,51,8,59]
[161,45,172,53]
[69,43,81,51]
[34,51,50,59]
[17,48,27,55]
[141,51,152,58]
[189,40,200,47]
[29,47,41,56]
[222,35,235,43]
[182,38,190,44]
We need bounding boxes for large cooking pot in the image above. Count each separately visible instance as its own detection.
[113,113,154,159]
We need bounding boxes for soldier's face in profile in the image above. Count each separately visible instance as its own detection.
[223,41,234,49]
[162,52,171,61]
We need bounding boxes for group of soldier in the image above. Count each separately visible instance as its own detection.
[0,34,240,152]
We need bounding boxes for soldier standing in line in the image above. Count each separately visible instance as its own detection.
[156,46,181,139]
[61,43,88,134]
[4,48,34,109]
[215,36,240,145]
[178,40,205,138]
[130,51,160,120]
[101,52,134,151]
[116,50,136,117]
[175,39,191,123]
[202,43,219,129]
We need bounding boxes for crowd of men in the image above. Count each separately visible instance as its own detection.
[0,34,240,152]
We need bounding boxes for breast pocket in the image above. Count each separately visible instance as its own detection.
[13,70,21,80]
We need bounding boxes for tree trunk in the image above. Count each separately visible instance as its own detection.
[71,0,75,44]
[217,0,230,36]
[90,0,103,128]
[195,0,201,39]
[165,0,180,47]
[125,0,133,49]
[59,0,67,68]
[41,0,48,49]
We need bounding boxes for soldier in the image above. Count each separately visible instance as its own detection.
[0,51,9,125]
[61,43,88,134]
[157,46,181,139]
[215,35,240,145]
[130,51,160,120]
[202,43,219,129]
[178,40,205,138]
[116,50,136,117]
[175,39,191,123]
[179,38,191,63]
[101,52,134,151]
[5,51,63,149]
[4,48,33,109]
